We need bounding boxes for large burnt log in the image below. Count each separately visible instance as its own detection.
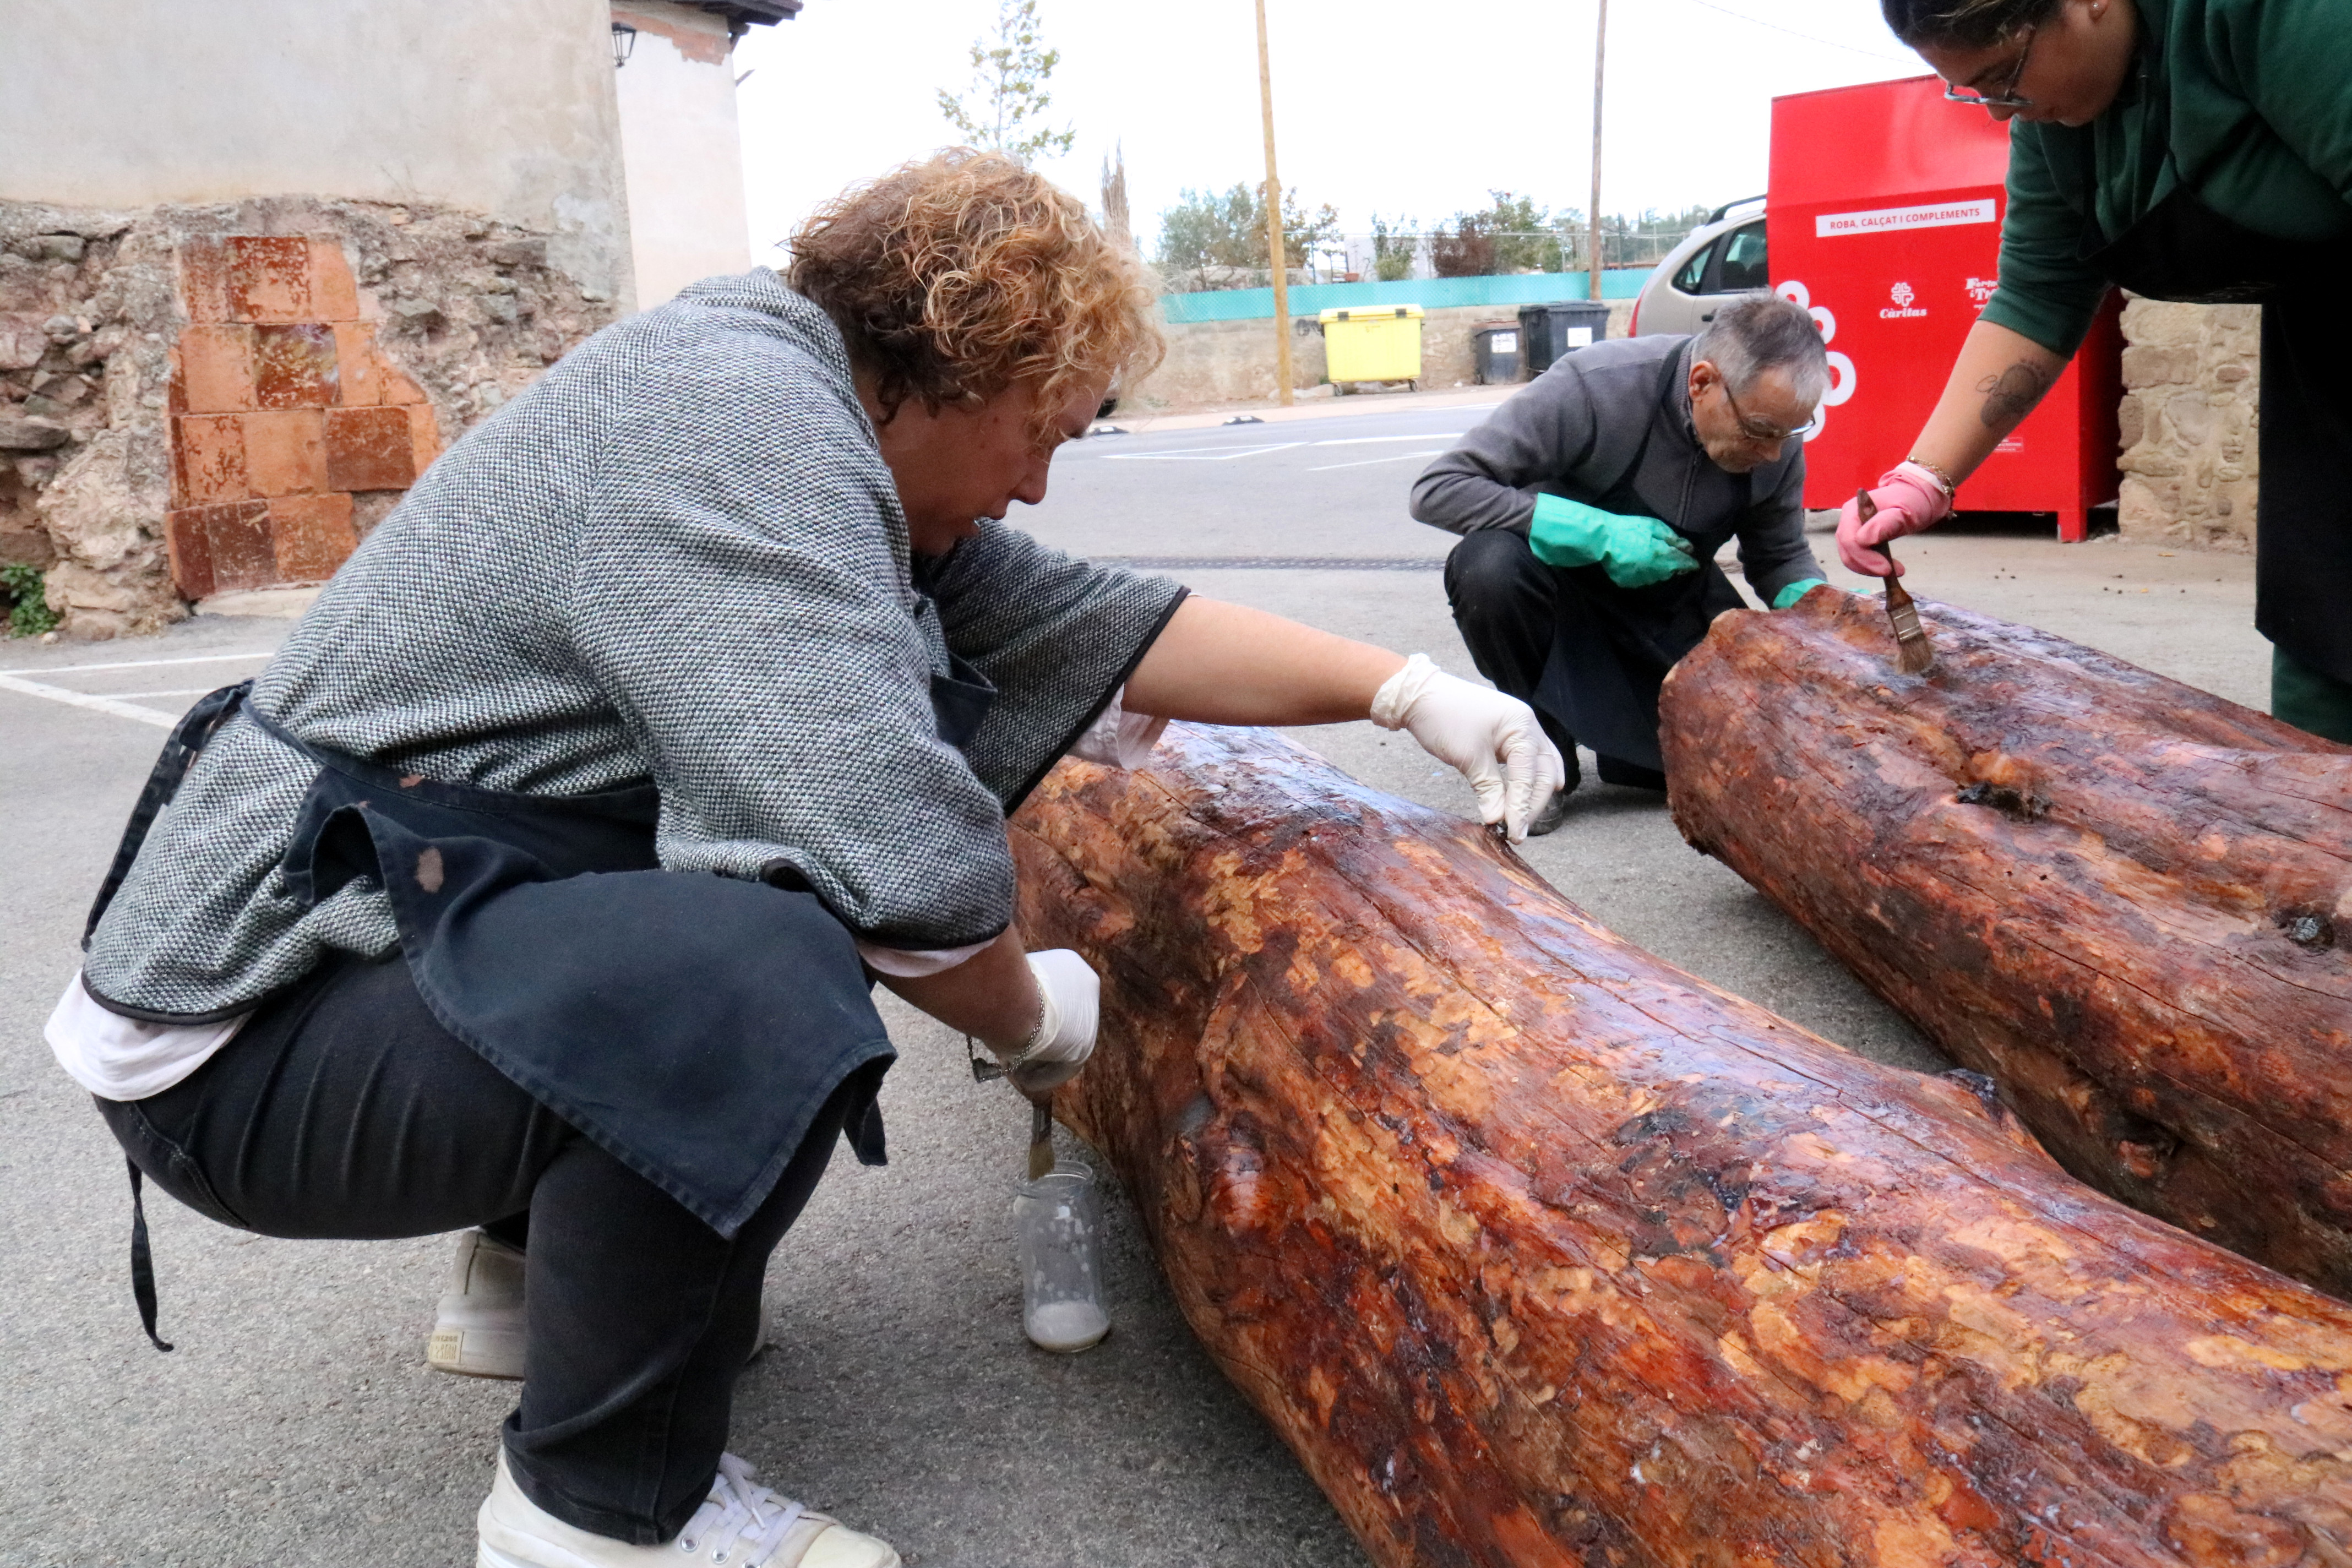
[1660,589,2352,1300]
[1012,723,2352,1568]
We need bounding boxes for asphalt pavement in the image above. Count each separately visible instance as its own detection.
[0,388,2269,1566]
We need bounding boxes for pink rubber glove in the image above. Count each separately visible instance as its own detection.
[1836,462,1952,578]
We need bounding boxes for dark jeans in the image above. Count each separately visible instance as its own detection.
[1442,529,1670,787]
[1444,531,1579,758]
[96,951,847,1545]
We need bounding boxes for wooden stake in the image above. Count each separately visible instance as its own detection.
[1588,0,1607,311]
[1256,0,1293,407]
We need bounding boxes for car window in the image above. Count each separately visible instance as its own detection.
[1674,238,1716,296]
[1715,222,1768,293]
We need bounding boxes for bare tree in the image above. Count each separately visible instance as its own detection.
[1100,142,1131,253]
[937,0,1076,167]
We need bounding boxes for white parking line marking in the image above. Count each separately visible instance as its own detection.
[1309,433,1466,446]
[0,649,275,676]
[1306,449,1448,472]
[1100,443,1307,462]
[0,671,178,728]
[102,688,217,700]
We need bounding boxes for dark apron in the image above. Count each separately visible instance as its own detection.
[1531,347,1746,772]
[2083,183,2352,683]
[90,651,1005,1244]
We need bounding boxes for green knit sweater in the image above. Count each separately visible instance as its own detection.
[1983,0,2352,357]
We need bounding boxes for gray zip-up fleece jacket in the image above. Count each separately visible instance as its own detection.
[1409,335,1822,606]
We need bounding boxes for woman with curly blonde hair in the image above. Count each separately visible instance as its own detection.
[55,149,1559,1567]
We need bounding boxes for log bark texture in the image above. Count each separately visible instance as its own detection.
[1660,590,2352,1300]
[1013,723,2352,1568]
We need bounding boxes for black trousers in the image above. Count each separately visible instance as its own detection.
[96,951,847,1545]
[1444,531,1581,759]
[1442,529,1714,781]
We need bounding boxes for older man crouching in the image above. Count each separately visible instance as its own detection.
[1411,292,1831,834]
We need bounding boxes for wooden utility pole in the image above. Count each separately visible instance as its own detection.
[1588,0,1608,310]
[1255,0,1293,407]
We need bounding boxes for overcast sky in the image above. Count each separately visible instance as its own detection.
[730,0,1929,263]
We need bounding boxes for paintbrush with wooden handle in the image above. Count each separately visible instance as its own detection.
[1856,488,1936,674]
[1027,1095,1055,1180]
[967,1039,1060,1179]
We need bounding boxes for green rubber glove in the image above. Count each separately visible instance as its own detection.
[1527,493,1698,590]
[1771,578,1828,610]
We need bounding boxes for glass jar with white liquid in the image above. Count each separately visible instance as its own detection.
[1014,1163,1109,1353]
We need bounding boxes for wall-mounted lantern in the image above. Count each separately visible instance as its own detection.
[611,22,638,67]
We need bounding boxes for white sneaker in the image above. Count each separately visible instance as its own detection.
[478,1450,900,1568]
[429,1229,529,1379]
[428,1229,774,1380]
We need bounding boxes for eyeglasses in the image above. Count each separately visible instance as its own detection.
[1943,25,2037,110]
[1721,375,1817,444]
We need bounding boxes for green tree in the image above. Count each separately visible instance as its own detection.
[1156,185,1257,276]
[937,0,1075,166]
[1155,183,1340,285]
[1370,215,1417,282]
[1431,192,1567,277]
[1271,188,1342,270]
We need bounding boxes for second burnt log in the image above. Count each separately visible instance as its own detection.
[1661,588,2352,1298]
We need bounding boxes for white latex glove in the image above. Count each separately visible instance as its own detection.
[1370,654,1567,842]
[1000,949,1100,1094]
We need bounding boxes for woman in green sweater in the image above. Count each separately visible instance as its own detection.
[1841,0,2352,742]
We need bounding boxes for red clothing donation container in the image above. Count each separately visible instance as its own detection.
[1768,75,2121,541]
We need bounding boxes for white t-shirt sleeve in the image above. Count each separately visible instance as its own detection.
[854,688,1165,983]
[852,937,994,978]
[1064,684,1168,770]
[47,971,250,1102]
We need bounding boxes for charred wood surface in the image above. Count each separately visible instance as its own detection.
[1661,590,2352,1300]
[1012,724,2352,1568]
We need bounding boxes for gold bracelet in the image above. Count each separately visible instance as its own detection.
[1904,457,1959,499]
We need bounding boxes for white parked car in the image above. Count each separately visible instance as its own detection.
[1629,196,1766,338]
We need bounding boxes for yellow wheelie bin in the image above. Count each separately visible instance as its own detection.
[1319,303,1423,390]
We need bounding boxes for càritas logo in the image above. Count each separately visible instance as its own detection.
[1880,280,1928,320]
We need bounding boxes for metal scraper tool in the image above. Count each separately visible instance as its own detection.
[1857,488,1936,675]
[1027,1096,1055,1181]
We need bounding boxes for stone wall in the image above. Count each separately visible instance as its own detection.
[1126,300,1635,410]
[2115,298,2260,551]
[0,198,614,639]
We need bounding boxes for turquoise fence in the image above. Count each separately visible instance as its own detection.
[1159,267,1652,325]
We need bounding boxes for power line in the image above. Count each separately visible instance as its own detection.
[1673,0,1917,65]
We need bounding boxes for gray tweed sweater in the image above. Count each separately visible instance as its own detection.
[84,271,1182,1021]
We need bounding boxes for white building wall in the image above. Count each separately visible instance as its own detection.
[0,0,636,306]
[611,2,755,308]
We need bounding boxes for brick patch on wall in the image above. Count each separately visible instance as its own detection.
[165,236,440,597]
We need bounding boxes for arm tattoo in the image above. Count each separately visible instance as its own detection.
[1976,361,2053,433]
